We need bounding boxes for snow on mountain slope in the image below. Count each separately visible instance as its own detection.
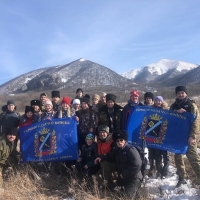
[122,59,198,80]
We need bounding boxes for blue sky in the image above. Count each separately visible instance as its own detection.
[1,1,200,85]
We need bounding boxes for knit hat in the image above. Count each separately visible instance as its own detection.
[81,97,90,105]
[92,94,100,101]
[40,93,47,97]
[154,96,164,102]
[130,90,139,97]
[30,100,40,107]
[106,94,116,102]
[98,125,109,134]
[2,105,7,112]
[51,90,60,98]
[61,97,71,105]
[76,88,83,94]
[175,86,187,94]
[144,92,154,100]
[7,100,15,106]
[44,99,53,106]
[73,99,80,105]
[25,106,34,114]
[113,130,128,142]
[85,133,94,141]
[5,127,18,136]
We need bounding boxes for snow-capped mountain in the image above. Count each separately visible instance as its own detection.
[122,59,198,83]
[0,58,133,94]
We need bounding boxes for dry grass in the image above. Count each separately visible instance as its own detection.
[0,164,151,200]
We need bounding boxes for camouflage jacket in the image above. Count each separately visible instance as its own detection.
[99,104,122,134]
[170,98,199,139]
[0,136,21,173]
[76,108,99,137]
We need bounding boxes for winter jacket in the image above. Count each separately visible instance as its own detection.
[39,111,56,121]
[0,136,21,173]
[80,142,98,167]
[54,108,75,119]
[121,100,143,130]
[170,97,199,139]
[100,142,142,184]
[97,134,113,155]
[0,110,20,134]
[99,104,122,134]
[19,114,38,128]
[76,108,98,137]
[52,101,61,112]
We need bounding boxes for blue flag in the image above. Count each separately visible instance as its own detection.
[126,106,196,154]
[19,118,79,162]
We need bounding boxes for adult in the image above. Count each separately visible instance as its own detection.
[51,90,61,112]
[121,90,143,130]
[30,100,41,115]
[99,94,122,134]
[76,97,98,149]
[144,92,154,106]
[170,86,200,187]
[91,94,102,112]
[0,128,21,187]
[0,100,20,135]
[71,88,84,105]
[95,130,142,197]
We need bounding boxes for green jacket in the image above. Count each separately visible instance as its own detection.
[0,136,21,173]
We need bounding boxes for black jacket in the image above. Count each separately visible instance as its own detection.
[101,142,142,184]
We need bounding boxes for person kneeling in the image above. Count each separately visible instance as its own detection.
[95,130,142,197]
[76,133,99,179]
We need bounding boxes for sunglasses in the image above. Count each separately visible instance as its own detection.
[116,139,124,143]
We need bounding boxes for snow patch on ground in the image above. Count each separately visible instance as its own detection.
[145,165,199,199]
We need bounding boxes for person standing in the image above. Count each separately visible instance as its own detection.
[170,86,200,187]
[99,94,122,134]
[121,90,143,130]
[0,100,20,135]
[30,100,41,115]
[51,90,61,112]
[144,92,154,106]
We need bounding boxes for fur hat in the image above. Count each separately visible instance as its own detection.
[92,94,100,101]
[5,127,18,136]
[40,93,47,97]
[106,94,116,102]
[85,133,94,141]
[61,97,71,105]
[44,99,53,106]
[81,97,90,105]
[30,100,40,107]
[76,88,83,94]
[98,125,109,134]
[25,106,34,114]
[51,91,60,98]
[7,100,15,106]
[154,96,163,102]
[73,99,80,105]
[113,130,128,142]
[175,86,187,94]
[130,90,139,97]
[144,92,154,100]
[85,94,90,99]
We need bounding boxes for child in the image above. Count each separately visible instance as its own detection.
[149,96,169,178]
[19,106,38,127]
[39,99,56,121]
[76,133,99,177]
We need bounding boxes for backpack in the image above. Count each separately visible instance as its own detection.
[131,144,147,177]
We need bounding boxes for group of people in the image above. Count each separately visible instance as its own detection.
[0,86,200,197]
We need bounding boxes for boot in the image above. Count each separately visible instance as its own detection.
[176,176,187,188]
